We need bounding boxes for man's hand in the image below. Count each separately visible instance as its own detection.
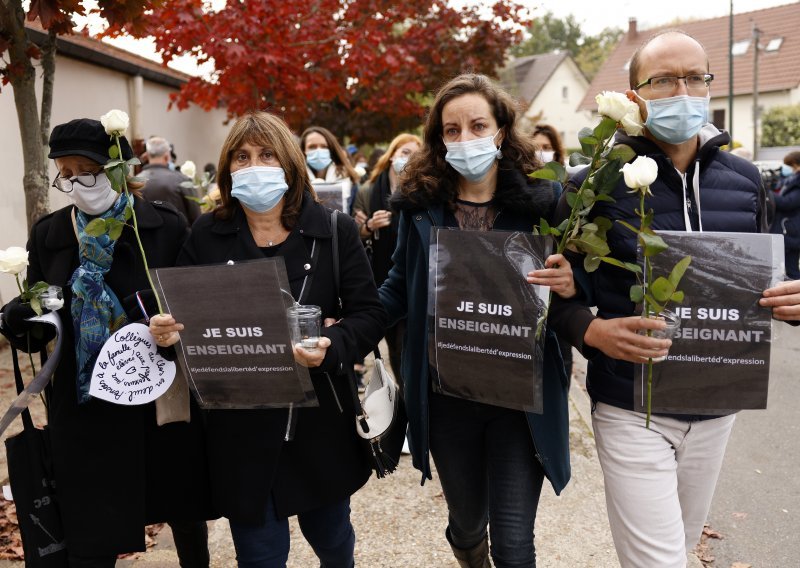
[584,316,671,363]
[760,280,800,321]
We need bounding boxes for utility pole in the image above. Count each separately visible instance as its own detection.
[728,0,734,148]
[752,22,761,160]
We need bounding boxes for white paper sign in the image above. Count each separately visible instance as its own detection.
[89,323,176,405]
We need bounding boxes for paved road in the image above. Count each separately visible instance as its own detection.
[706,322,800,567]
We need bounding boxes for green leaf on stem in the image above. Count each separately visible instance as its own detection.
[530,168,558,181]
[668,255,692,287]
[584,254,602,272]
[84,218,109,237]
[601,256,642,274]
[569,152,592,167]
[671,291,685,303]
[594,158,623,195]
[565,192,578,208]
[606,144,636,163]
[644,293,665,315]
[30,296,42,316]
[580,187,596,207]
[651,276,675,303]
[575,232,610,256]
[630,284,644,303]
[28,281,49,295]
[124,204,133,221]
[537,218,551,235]
[616,219,639,234]
[640,232,668,256]
[109,145,119,159]
[107,219,124,241]
[593,117,618,141]
[106,165,126,193]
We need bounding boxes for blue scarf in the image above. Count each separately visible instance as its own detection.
[69,193,130,404]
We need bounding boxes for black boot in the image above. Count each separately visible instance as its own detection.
[168,520,210,568]
[446,527,492,568]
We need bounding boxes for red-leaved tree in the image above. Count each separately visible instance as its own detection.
[0,0,158,228]
[110,0,528,143]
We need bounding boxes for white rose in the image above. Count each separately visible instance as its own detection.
[0,246,29,275]
[621,156,659,190]
[596,91,638,122]
[181,160,197,179]
[100,109,130,136]
[620,107,644,136]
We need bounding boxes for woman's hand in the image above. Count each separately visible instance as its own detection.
[526,253,577,299]
[293,336,332,368]
[584,316,670,363]
[368,209,392,231]
[149,313,184,348]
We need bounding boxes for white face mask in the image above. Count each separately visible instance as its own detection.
[537,150,555,163]
[69,172,120,215]
[444,130,502,182]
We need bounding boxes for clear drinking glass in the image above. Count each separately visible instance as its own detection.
[39,285,64,311]
[640,309,680,363]
[287,305,322,351]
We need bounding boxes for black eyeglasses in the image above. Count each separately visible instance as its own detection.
[635,74,714,93]
[51,172,100,193]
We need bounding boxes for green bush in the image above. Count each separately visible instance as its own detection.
[761,105,800,147]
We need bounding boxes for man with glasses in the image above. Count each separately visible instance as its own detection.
[557,30,800,567]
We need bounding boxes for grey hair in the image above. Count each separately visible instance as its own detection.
[146,136,171,158]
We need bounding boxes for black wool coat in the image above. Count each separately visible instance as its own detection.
[176,193,387,523]
[8,198,215,557]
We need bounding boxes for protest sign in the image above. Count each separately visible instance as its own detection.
[635,232,783,414]
[89,323,176,405]
[313,182,346,212]
[151,259,317,409]
[428,229,551,413]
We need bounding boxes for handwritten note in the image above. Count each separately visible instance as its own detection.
[89,323,176,405]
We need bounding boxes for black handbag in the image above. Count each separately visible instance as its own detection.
[4,348,68,567]
[331,210,408,477]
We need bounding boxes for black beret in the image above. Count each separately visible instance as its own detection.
[48,118,134,165]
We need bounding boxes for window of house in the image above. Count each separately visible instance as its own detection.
[766,37,783,52]
[712,109,726,130]
[731,39,750,56]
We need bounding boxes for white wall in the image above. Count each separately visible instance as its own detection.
[0,54,231,304]
[710,88,798,156]
[524,59,592,149]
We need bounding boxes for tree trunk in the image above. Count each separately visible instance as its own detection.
[0,0,50,231]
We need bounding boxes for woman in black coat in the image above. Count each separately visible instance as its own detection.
[771,151,800,279]
[0,119,212,566]
[150,111,386,567]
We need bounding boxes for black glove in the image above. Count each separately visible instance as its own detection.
[121,289,159,323]
[0,296,55,351]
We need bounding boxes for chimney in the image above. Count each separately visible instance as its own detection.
[628,18,638,38]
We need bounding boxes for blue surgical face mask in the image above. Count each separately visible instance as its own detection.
[306,148,332,172]
[635,92,709,144]
[782,164,794,177]
[392,156,409,174]
[230,166,288,213]
[444,130,502,182]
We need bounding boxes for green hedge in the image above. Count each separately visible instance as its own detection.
[762,105,800,147]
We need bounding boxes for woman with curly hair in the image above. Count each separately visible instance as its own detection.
[378,74,582,567]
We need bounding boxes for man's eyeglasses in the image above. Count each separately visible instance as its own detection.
[52,172,100,193]
[635,74,714,93]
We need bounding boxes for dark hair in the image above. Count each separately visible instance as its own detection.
[300,126,360,184]
[215,112,314,228]
[628,30,709,89]
[785,151,800,168]
[399,73,541,207]
[532,124,566,165]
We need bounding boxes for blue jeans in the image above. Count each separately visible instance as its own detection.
[229,497,355,568]
[429,392,545,568]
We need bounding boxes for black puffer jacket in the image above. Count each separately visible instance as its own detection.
[561,125,767,411]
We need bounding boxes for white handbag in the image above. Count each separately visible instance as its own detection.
[355,355,399,439]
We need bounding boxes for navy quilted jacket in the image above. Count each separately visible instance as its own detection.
[562,124,768,411]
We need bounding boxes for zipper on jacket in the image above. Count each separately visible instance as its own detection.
[284,403,294,441]
[326,372,344,413]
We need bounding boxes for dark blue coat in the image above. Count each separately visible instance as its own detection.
[562,125,768,411]
[771,172,800,249]
[379,168,572,494]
